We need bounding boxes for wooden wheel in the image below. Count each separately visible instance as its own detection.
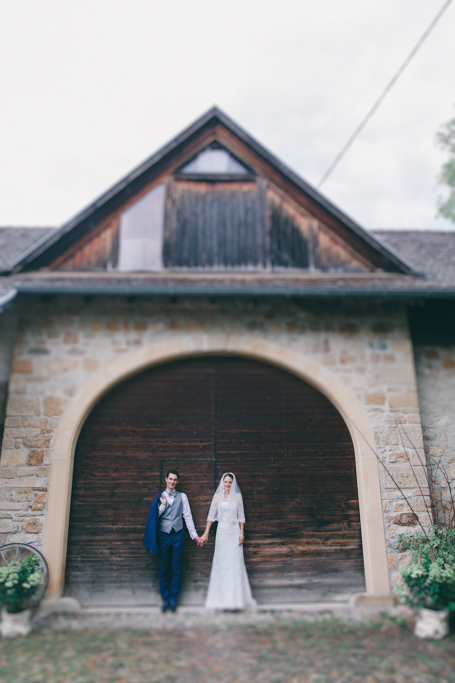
[0,543,48,608]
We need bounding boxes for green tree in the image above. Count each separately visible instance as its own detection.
[437,113,455,223]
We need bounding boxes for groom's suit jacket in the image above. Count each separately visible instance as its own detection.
[143,494,161,555]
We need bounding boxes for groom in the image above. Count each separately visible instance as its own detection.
[143,469,203,612]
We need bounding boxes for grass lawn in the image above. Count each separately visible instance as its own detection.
[1,615,454,683]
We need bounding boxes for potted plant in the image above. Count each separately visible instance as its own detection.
[0,550,45,638]
[356,422,455,638]
[396,526,455,639]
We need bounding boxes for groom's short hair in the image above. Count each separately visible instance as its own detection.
[165,469,180,479]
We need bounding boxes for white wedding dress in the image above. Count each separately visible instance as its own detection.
[205,494,256,610]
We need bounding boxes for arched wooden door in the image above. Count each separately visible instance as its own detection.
[64,357,365,605]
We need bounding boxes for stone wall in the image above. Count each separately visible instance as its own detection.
[0,295,427,587]
[414,345,455,526]
[0,307,17,449]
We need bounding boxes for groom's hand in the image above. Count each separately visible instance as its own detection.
[160,496,166,506]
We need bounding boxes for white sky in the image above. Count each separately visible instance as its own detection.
[0,0,454,230]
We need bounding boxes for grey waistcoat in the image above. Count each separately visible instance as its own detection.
[159,492,183,533]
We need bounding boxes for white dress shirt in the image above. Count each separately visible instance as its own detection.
[158,490,198,540]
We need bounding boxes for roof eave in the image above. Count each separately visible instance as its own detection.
[13,283,455,299]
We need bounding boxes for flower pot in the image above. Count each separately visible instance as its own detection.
[0,606,33,638]
[414,607,449,640]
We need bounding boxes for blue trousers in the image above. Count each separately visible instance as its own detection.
[157,528,185,603]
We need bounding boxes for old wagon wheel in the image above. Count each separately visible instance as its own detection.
[0,543,48,608]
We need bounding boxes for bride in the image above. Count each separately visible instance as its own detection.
[200,472,256,610]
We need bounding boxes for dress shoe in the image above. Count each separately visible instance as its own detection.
[162,601,169,613]
[169,599,177,613]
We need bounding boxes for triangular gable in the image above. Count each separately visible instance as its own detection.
[7,107,416,275]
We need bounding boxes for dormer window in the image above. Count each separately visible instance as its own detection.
[117,184,165,271]
[178,143,251,177]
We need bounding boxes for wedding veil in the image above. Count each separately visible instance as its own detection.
[207,472,245,523]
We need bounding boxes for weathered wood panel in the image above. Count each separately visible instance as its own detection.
[163,180,266,269]
[267,188,312,269]
[51,218,120,271]
[316,226,369,272]
[65,357,365,606]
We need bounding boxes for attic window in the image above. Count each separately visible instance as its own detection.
[179,144,249,175]
[117,184,165,271]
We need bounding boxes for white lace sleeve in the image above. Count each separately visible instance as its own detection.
[237,494,245,523]
[207,493,218,521]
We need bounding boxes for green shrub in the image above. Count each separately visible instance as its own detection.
[396,526,455,611]
[0,554,43,613]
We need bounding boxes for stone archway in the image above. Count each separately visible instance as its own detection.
[43,333,389,599]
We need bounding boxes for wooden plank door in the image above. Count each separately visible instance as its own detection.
[65,357,365,605]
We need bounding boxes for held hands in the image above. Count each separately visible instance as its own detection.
[195,535,206,547]
[197,531,209,547]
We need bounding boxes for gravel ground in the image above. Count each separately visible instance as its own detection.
[1,611,454,683]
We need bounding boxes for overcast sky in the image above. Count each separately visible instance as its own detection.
[0,0,454,230]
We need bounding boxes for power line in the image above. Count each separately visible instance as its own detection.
[317,0,453,189]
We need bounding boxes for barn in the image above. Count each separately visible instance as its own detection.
[0,108,454,610]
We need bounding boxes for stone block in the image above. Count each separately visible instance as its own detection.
[442,358,455,370]
[31,493,46,511]
[48,358,78,373]
[382,429,399,446]
[340,355,356,364]
[0,502,23,511]
[6,396,36,416]
[4,417,21,427]
[2,438,14,449]
[83,358,100,372]
[22,438,52,448]
[133,320,147,331]
[23,417,48,428]
[11,359,33,373]
[0,450,27,467]
[63,334,78,344]
[371,323,393,334]
[388,451,409,463]
[339,323,358,334]
[43,397,66,417]
[4,428,40,438]
[27,450,45,466]
[365,391,385,405]
[0,520,13,533]
[389,394,418,408]
[392,512,418,526]
[0,477,47,488]
[22,518,42,533]
[399,425,424,450]
[36,466,50,477]
[17,467,36,477]
[0,468,15,479]
[382,464,428,490]
[427,446,443,456]
[375,366,414,384]
[388,553,397,570]
[17,489,33,502]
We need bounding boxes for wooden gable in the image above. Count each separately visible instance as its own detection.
[11,108,414,276]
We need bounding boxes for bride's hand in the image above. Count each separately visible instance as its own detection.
[239,534,244,546]
[201,532,209,545]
